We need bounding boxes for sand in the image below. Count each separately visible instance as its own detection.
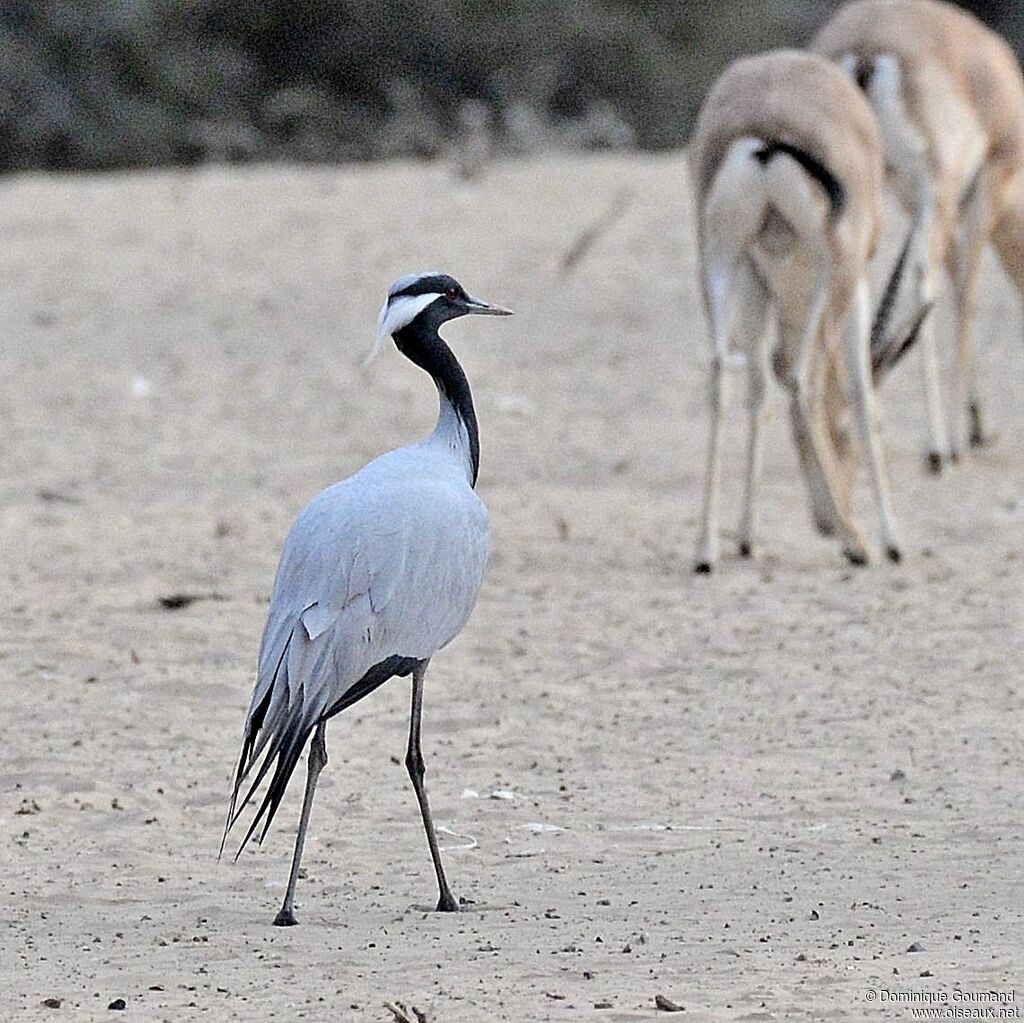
[1,153,1022,1021]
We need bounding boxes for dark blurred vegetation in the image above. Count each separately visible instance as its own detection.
[0,0,1021,172]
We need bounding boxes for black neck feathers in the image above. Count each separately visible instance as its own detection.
[393,320,480,486]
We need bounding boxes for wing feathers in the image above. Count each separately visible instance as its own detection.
[224,467,489,856]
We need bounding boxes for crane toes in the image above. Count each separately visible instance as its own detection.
[272,908,299,927]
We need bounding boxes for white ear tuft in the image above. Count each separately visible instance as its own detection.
[365,297,395,365]
[363,334,388,367]
[368,292,442,363]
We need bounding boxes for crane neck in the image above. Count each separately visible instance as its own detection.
[392,322,480,486]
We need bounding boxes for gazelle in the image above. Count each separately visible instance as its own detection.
[812,0,1024,471]
[690,49,903,570]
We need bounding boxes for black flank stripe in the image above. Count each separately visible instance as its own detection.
[754,140,846,221]
[855,56,875,91]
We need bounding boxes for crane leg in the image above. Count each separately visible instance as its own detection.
[406,659,459,912]
[273,719,328,926]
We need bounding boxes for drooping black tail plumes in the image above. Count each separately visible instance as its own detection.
[870,220,933,382]
[220,625,422,862]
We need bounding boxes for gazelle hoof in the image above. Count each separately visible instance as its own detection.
[693,561,714,575]
[967,403,994,449]
[925,452,943,475]
[843,547,869,567]
[738,542,752,558]
[886,545,902,564]
[812,512,836,537]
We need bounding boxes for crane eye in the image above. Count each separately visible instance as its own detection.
[445,287,458,300]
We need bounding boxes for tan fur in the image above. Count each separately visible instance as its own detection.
[813,0,1024,461]
[691,51,884,261]
[690,50,901,571]
[993,172,1024,295]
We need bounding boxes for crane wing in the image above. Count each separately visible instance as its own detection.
[224,468,489,855]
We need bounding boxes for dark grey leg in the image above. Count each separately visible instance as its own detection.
[406,659,459,912]
[273,720,328,926]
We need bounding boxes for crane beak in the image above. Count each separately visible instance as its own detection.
[463,296,513,317]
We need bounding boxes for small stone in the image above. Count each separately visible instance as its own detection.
[108,999,126,1011]
[655,994,685,1012]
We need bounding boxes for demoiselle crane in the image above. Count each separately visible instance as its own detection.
[222,272,511,926]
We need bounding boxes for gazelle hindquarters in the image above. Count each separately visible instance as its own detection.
[690,50,901,570]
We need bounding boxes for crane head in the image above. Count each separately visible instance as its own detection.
[371,272,512,360]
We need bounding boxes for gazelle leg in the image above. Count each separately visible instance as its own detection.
[405,659,459,912]
[788,257,870,564]
[734,260,771,558]
[866,59,949,472]
[913,192,950,474]
[694,153,771,573]
[946,176,994,456]
[795,354,871,565]
[694,261,734,573]
[789,392,839,538]
[273,720,328,927]
[843,277,903,562]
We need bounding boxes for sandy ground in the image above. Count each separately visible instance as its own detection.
[1,153,1022,1022]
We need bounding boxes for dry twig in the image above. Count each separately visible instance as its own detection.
[560,188,632,275]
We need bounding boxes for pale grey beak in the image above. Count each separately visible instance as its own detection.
[464,296,513,316]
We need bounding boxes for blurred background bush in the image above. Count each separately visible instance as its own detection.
[1,0,1021,173]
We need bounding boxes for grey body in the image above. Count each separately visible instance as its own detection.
[224,272,509,925]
